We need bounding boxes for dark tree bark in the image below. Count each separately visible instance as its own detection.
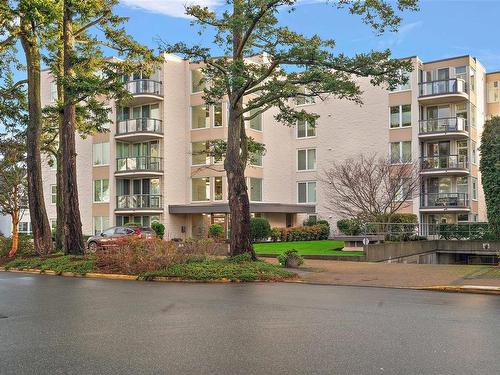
[62,3,84,254]
[19,22,54,256]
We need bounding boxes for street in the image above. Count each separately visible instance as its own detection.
[0,272,498,375]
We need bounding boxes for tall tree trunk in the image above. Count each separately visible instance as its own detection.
[62,3,84,254]
[19,24,54,256]
[55,23,65,251]
[8,209,19,258]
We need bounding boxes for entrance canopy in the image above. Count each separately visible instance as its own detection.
[168,203,316,214]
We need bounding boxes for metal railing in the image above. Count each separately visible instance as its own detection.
[116,194,163,209]
[116,156,163,172]
[419,117,467,133]
[420,193,469,208]
[117,118,163,135]
[418,78,466,96]
[125,79,163,96]
[420,155,468,170]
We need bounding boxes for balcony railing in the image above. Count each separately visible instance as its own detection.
[421,155,468,170]
[117,118,163,135]
[420,193,469,208]
[125,79,163,96]
[419,78,466,97]
[116,194,163,209]
[116,156,163,172]
[419,117,467,134]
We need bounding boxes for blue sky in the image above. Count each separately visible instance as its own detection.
[115,0,500,72]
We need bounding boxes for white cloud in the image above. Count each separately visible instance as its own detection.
[120,0,224,19]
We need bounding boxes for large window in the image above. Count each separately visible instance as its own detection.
[297,119,316,138]
[457,176,468,195]
[249,178,263,202]
[390,105,411,128]
[51,184,57,204]
[249,108,262,131]
[191,69,204,93]
[391,69,411,91]
[93,142,110,166]
[297,148,316,171]
[191,142,210,165]
[298,181,316,203]
[192,177,210,201]
[93,179,109,203]
[93,216,110,235]
[191,105,210,129]
[487,81,499,103]
[390,141,412,163]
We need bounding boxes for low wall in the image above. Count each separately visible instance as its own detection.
[257,253,365,262]
[364,240,500,262]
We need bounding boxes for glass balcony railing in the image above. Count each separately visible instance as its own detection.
[125,79,163,96]
[116,194,163,209]
[117,118,163,135]
[116,156,163,172]
[418,78,466,97]
[421,155,468,170]
[419,117,467,134]
[420,193,469,208]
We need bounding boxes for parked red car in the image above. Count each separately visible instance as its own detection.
[86,226,156,252]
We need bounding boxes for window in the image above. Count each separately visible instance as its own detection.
[50,184,57,204]
[214,103,223,127]
[297,148,316,171]
[191,69,204,93]
[455,66,467,82]
[470,67,475,92]
[93,179,109,203]
[191,142,210,165]
[191,105,210,129]
[298,181,316,203]
[472,177,478,200]
[487,81,499,103]
[93,142,110,166]
[390,105,411,128]
[93,216,110,235]
[457,214,469,222]
[470,104,476,128]
[214,177,223,201]
[250,150,263,167]
[396,178,411,201]
[297,119,316,137]
[50,81,58,102]
[471,141,477,164]
[192,177,210,201]
[18,222,30,234]
[249,178,263,202]
[249,109,262,131]
[391,69,411,91]
[457,176,468,195]
[457,140,468,164]
[390,141,411,163]
[295,87,315,105]
[50,219,57,231]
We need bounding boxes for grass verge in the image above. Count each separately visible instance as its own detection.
[254,240,364,256]
[2,254,297,282]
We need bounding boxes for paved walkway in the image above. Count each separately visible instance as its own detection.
[265,258,500,288]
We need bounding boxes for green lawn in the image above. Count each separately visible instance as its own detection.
[254,240,364,256]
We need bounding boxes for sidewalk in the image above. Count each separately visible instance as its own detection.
[265,258,500,291]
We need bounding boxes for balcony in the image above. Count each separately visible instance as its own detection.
[125,79,163,105]
[116,194,163,211]
[420,193,469,211]
[115,156,163,177]
[419,117,468,139]
[116,118,163,141]
[420,155,469,175]
[418,78,468,104]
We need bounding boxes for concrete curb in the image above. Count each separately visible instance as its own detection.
[417,285,500,296]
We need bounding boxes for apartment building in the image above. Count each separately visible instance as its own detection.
[11,53,497,239]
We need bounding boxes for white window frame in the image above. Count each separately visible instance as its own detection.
[213,176,224,201]
[190,68,205,94]
[50,184,57,205]
[390,141,412,164]
[93,216,110,235]
[297,148,317,171]
[248,177,263,202]
[295,87,315,106]
[93,142,110,166]
[93,179,110,203]
[389,104,412,128]
[471,177,478,201]
[471,141,477,165]
[296,119,316,138]
[487,81,499,103]
[297,181,317,203]
[191,177,211,202]
[190,104,210,130]
[390,69,411,92]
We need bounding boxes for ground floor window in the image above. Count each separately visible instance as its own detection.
[93,216,110,235]
[18,222,31,234]
[116,215,159,227]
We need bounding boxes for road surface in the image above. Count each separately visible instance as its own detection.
[1,272,498,374]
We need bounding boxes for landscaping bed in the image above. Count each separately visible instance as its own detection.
[254,240,363,256]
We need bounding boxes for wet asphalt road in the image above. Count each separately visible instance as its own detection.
[0,272,499,375]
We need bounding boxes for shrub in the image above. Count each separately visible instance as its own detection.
[208,224,224,239]
[227,253,253,263]
[270,227,281,242]
[438,223,495,240]
[151,221,165,239]
[303,216,317,226]
[0,234,36,258]
[277,249,304,268]
[316,220,330,228]
[274,224,329,242]
[337,218,363,235]
[250,217,271,242]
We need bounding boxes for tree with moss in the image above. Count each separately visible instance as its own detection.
[479,116,500,238]
[163,0,418,258]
